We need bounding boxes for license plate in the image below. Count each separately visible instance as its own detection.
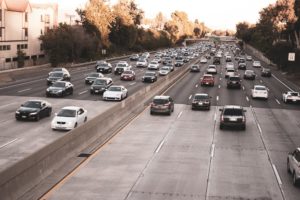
[206,83,209,85]
[198,102,203,105]
[230,118,237,122]
[95,90,99,93]
[22,116,27,118]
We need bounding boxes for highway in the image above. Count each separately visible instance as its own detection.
[42,49,300,199]
[1,44,300,199]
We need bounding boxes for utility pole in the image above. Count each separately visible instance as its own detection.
[65,14,75,25]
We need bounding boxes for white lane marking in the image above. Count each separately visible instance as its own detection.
[275,99,281,105]
[218,85,221,89]
[211,144,215,158]
[257,123,262,133]
[155,140,165,153]
[177,111,183,119]
[189,95,192,100]
[0,102,17,109]
[272,74,294,91]
[219,78,222,81]
[0,78,44,90]
[272,164,282,185]
[78,90,88,95]
[195,84,199,88]
[246,96,249,101]
[242,86,245,90]
[17,88,31,93]
[129,82,136,86]
[0,138,19,149]
[216,96,219,101]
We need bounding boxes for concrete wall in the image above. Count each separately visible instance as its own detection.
[244,43,275,66]
[0,59,195,200]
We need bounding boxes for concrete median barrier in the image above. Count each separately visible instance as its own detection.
[0,58,196,200]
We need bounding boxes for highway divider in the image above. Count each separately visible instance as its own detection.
[0,58,198,200]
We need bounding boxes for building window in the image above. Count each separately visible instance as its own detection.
[0,9,2,21]
[0,29,2,37]
[17,44,28,50]
[5,58,11,62]
[0,45,11,51]
[24,28,28,37]
[41,29,43,35]
[25,12,28,22]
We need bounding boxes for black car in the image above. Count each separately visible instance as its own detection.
[130,54,139,61]
[227,75,241,89]
[243,70,256,80]
[219,105,246,130]
[261,68,271,77]
[90,77,113,94]
[238,62,246,70]
[46,81,73,97]
[15,100,52,121]
[190,65,200,72]
[47,72,71,85]
[96,63,112,73]
[150,95,174,115]
[213,57,221,65]
[238,58,246,64]
[85,72,104,84]
[191,93,211,110]
[142,71,157,83]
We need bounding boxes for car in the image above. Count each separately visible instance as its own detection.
[243,70,256,80]
[246,56,252,61]
[85,72,104,84]
[207,65,217,74]
[95,60,107,69]
[225,55,232,62]
[47,71,71,85]
[48,67,70,77]
[238,62,247,70]
[261,68,271,77]
[183,56,190,63]
[159,66,171,76]
[238,58,246,64]
[46,81,73,97]
[148,61,160,70]
[96,62,112,73]
[225,62,234,70]
[200,74,214,86]
[213,57,221,65]
[253,60,262,68]
[142,71,157,83]
[234,56,240,61]
[200,57,207,64]
[225,68,236,78]
[175,58,184,67]
[150,95,174,115]
[287,147,300,186]
[136,58,148,68]
[90,77,113,94]
[130,54,139,61]
[251,85,268,99]
[227,75,242,89]
[282,91,300,104]
[51,106,87,131]
[114,61,131,75]
[103,85,128,101]
[15,100,52,121]
[162,57,172,65]
[219,105,246,130]
[205,54,211,59]
[120,70,136,81]
[165,62,174,71]
[190,64,200,72]
[141,52,150,59]
[191,93,211,110]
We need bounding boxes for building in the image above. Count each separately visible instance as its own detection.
[0,0,58,70]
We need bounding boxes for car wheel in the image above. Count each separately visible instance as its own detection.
[293,172,298,186]
[84,116,87,122]
[150,111,154,115]
[70,89,73,95]
[47,108,52,117]
[90,91,94,94]
[35,114,40,121]
[242,125,246,130]
[220,124,224,130]
[168,110,172,115]
[74,123,78,128]
[287,159,291,173]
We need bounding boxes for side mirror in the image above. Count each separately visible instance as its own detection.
[21,104,24,107]
[219,108,223,111]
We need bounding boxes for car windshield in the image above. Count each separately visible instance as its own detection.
[153,99,169,104]
[138,59,146,62]
[161,67,169,71]
[22,101,41,108]
[229,77,240,81]
[227,69,235,72]
[223,109,243,116]
[94,79,106,85]
[145,72,154,76]
[150,62,157,64]
[50,72,63,77]
[117,64,126,67]
[194,95,209,100]
[290,92,299,96]
[108,87,121,92]
[99,64,109,67]
[255,86,266,90]
[57,109,76,117]
[203,76,212,79]
[52,82,65,87]
[123,71,133,75]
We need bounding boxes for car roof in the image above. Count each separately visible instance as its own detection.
[154,95,170,100]
[254,85,266,88]
[223,105,243,109]
[203,74,213,77]
[194,93,209,96]
[95,77,111,80]
[61,106,81,110]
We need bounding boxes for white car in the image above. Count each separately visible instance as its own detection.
[287,147,300,186]
[136,59,148,68]
[103,85,128,101]
[148,61,160,70]
[206,65,217,74]
[200,57,207,64]
[159,66,171,76]
[225,68,236,78]
[251,85,268,99]
[253,61,261,68]
[246,56,252,61]
[282,91,300,103]
[51,106,87,131]
[225,62,234,70]
[114,61,131,75]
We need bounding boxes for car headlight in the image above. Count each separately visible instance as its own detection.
[15,111,20,114]
[91,86,94,90]
[46,88,50,92]
[29,112,38,115]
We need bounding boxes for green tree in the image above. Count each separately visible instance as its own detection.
[17,49,26,68]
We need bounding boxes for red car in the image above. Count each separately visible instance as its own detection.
[200,74,214,86]
[120,70,136,81]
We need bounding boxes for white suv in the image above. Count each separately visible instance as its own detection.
[287,148,300,186]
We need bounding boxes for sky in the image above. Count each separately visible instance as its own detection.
[30,0,278,30]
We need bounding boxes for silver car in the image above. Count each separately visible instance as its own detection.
[287,148,300,186]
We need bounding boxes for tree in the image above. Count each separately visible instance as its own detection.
[17,49,26,68]
[154,12,165,30]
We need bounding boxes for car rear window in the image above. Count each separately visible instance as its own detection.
[153,99,169,104]
[229,77,240,81]
[223,109,243,116]
[194,95,208,100]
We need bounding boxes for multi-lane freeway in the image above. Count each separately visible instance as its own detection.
[1,43,300,200]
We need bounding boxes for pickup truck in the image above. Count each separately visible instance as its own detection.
[282,91,300,103]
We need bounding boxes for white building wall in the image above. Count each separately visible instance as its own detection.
[4,11,24,41]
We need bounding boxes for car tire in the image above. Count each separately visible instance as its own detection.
[287,159,291,173]
[74,123,78,128]
[150,111,154,115]
[220,124,224,130]
[168,110,171,115]
[84,116,87,122]
[293,172,299,186]
[35,114,40,121]
[241,125,246,130]
[47,108,52,117]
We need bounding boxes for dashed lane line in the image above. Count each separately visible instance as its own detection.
[78,90,88,95]
[17,88,31,93]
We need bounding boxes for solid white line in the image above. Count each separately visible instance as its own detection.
[0,102,17,109]
[195,84,199,88]
[189,95,192,100]
[257,123,262,133]
[129,82,136,86]
[218,85,221,89]
[177,111,183,119]
[216,96,219,101]
[242,86,245,90]
[272,74,294,91]
[214,113,217,121]
[211,144,215,158]
[0,138,19,149]
[78,90,88,95]
[155,140,165,153]
[0,78,44,90]
[272,164,282,185]
[246,96,249,101]
[275,99,281,105]
[17,88,31,93]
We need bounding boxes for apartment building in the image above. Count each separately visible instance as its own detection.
[0,0,58,69]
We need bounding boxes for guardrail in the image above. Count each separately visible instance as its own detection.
[0,58,197,200]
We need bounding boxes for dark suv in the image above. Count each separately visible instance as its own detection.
[191,93,211,110]
[227,76,241,89]
[219,105,246,130]
[150,96,174,115]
